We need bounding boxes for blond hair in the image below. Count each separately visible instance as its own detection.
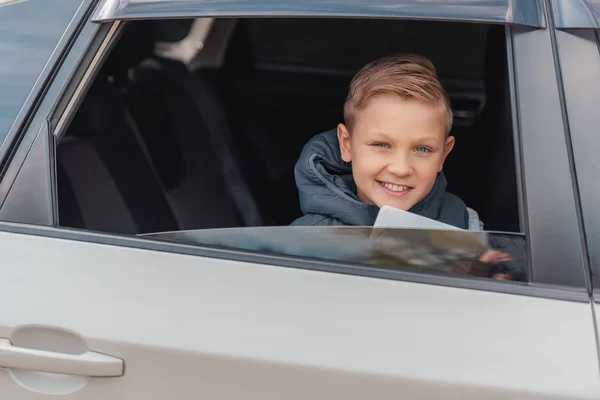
[344,54,453,134]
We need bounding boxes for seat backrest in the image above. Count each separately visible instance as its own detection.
[125,59,261,229]
[57,78,179,234]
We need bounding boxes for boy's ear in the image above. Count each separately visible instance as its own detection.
[439,135,455,172]
[338,124,352,163]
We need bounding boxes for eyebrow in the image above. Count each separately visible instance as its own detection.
[413,136,442,143]
[365,132,442,143]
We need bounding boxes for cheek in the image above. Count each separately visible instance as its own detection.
[352,150,385,177]
[413,156,443,179]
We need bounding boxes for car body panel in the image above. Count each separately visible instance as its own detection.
[0,123,53,225]
[508,23,589,287]
[550,22,600,293]
[92,0,545,27]
[0,229,599,398]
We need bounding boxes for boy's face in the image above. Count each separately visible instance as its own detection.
[338,95,454,211]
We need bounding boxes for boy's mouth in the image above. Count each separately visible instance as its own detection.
[377,180,412,197]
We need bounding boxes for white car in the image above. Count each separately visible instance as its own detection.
[1,0,600,398]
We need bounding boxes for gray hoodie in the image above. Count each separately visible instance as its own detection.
[291,129,482,230]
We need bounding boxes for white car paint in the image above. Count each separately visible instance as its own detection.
[0,229,599,399]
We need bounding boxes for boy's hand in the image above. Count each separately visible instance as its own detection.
[478,249,512,264]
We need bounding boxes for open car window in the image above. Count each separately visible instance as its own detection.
[40,16,557,288]
[53,17,522,235]
[145,227,528,283]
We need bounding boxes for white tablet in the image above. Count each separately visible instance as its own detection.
[373,205,463,231]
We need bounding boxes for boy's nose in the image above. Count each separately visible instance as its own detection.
[387,156,412,177]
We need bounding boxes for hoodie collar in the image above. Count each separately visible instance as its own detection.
[294,129,379,226]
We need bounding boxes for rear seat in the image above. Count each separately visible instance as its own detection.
[125,58,262,229]
[58,60,260,233]
[59,18,267,234]
[57,78,179,234]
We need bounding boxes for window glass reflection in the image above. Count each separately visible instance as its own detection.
[146,227,528,283]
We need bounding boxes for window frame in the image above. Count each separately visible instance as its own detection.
[92,0,546,28]
[548,19,600,299]
[506,0,589,290]
[0,1,589,300]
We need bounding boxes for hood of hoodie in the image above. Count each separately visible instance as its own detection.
[294,129,379,226]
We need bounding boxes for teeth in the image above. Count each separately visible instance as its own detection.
[381,182,408,192]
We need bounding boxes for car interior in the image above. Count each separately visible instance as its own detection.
[56,17,520,235]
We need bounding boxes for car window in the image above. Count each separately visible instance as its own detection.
[45,16,530,289]
[0,3,587,289]
[52,17,521,235]
[147,227,529,283]
[8,10,583,292]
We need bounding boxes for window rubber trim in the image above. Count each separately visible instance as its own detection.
[505,26,530,253]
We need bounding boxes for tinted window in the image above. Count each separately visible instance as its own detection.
[147,227,529,283]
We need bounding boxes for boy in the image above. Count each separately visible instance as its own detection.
[291,54,481,230]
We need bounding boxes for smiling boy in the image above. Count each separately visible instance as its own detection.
[292,54,482,230]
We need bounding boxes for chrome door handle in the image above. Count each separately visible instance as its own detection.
[0,338,123,377]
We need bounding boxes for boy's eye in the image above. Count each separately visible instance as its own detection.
[415,146,432,153]
[372,142,391,149]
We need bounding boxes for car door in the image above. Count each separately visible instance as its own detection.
[549,0,600,362]
[0,225,598,399]
[0,0,599,399]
